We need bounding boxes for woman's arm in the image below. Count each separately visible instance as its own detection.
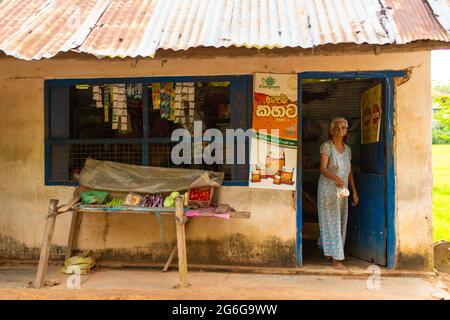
[348,168,359,206]
[319,153,344,188]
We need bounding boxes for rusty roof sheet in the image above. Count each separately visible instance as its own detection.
[0,0,112,59]
[426,0,450,33]
[0,0,449,60]
[386,0,450,44]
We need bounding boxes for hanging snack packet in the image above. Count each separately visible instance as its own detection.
[167,83,176,121]
[151,83,161,110]
[160,86,170,119]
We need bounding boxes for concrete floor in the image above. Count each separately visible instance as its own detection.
[0,264,449,300]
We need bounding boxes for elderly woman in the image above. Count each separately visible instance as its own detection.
[317,117,359,270]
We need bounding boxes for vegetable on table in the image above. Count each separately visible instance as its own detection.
[164,196,175,208]
[163,191,182,208]
[124,193,144,206]
[106,198,123,206]
[142,194,164,208]
[184,192,189,206]
[170,191,181,198]
[189,188,211,202]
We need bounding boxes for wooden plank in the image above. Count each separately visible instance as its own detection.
[175,197,189,288]
[78,204,177,211]
[77,204,178,215]
[57,196,81,213]
[162,246,177,273]
[77,209,175,216]
[35,199,59,289]
[229,211,251,219]
[65,210,80,261]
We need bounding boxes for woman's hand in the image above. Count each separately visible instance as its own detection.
[352,192,359,207]
[335,177,345,188]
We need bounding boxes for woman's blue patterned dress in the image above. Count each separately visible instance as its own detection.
[317,140,352,261]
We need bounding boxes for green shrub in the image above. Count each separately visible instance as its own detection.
[432,128,450,145]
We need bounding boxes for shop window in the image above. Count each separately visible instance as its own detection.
[69,84,144,139]
[45,77,252,185]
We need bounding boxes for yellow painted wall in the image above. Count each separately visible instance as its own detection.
[0,50,433,269]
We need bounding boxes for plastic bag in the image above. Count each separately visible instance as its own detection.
[81,191,108,204]
[60,251,96,275]
[337,187,350,198]
[79,158,224,194]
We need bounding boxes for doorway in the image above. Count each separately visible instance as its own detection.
[296,72,399,269]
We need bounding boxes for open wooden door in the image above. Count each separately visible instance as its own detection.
[346,81,387,266]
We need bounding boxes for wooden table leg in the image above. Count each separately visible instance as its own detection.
[35,199,59,289]
[163,218,190,272]
[65,210,80,261]
[174,197,189,288]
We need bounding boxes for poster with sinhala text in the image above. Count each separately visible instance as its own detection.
[249,73,298,191]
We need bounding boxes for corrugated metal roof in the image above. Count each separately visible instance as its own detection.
[0,0,112,60]
[0,0,449,60]
[426,0,450,33]
[386,0,450,43]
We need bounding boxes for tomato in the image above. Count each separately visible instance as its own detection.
[188,188,211,202]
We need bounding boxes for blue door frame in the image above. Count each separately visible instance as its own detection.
[296,71,405,269]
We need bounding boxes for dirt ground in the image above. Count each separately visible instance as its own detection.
[0,264,449,300]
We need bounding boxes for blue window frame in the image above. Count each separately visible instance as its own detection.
[45,75,253,186]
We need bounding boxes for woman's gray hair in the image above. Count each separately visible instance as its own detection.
[329,117,348,135]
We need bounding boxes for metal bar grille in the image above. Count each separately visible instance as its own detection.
[48,143,142,183]
[147,142,177,168]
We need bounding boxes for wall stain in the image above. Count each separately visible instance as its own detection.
[0,235,66,260]
[396,252,430,270]
[102,213,110,243]
[0,233,296,267]
[186,234,297,267]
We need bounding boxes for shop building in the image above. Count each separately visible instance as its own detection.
[0,0,449,270]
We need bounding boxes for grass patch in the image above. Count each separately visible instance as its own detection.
[432,145,450,242]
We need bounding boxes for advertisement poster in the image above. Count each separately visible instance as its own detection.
[249,73,298,190]
[361,84,382,144]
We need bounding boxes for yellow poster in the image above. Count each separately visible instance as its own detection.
[249,73,298,191]
[361,84,382,144]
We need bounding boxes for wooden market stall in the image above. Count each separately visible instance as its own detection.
[34,160,249,289]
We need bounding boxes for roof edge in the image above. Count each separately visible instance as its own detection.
[1,41,449,62]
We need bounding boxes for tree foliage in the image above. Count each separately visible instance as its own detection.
[434,82,450,94]
[433,81,450,144]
